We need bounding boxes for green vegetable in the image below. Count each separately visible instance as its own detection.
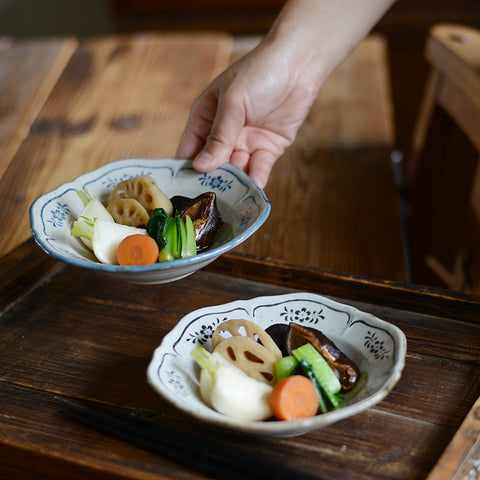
[160,215,177,262]
[147,208,170,251]
[147,208,196,262]
[182,215,197,258]
[273,355,298,381]
[298,358,341,412]
[292,343,341,395]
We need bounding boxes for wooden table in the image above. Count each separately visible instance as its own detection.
[0,32,406,282]
[1,239,479,479]
[3,33,477,480]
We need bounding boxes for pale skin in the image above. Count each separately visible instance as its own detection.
[176,0,396,189]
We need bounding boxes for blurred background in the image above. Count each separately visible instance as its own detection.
[1,0,479,155]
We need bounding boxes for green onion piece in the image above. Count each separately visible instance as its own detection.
[71,216,95,240]
[292,343,341,395]
[178,214,187,258]
[174,212,183,259]
[182,215,197,258]
[158,216,176,262]
[298,358,328,413]
[77,188,91,207]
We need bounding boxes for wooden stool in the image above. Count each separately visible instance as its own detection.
[405,23,480,293]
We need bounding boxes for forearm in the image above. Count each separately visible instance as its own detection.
[264,0,396,90]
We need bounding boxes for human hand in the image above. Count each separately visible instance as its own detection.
[175,41,321,189]
[176,0,396,188]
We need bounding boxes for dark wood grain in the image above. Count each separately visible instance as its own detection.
[1,238,479,480]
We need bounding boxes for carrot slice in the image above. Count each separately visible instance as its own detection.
[117,234,159,266]
[269,375,319,421]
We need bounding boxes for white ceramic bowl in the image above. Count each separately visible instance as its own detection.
[29,158,270,284]
[147,292,407,437]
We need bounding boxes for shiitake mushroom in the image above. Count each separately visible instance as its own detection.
[266,322,360,392]
[171,192,223,252]
[264,324,290,357]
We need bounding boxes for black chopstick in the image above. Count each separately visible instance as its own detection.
[57,397,319,480]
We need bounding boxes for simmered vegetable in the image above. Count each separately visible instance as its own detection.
[71,217,147,264]
[192,319,360,422]
[210,319,283,385]
[273,355,298,382]
[108,175,173,216]
[107,198,150,228]
[292,343,342,396]
[76,188,114,249]
[116,234,159,266]
[213,336,278,385]
[269,375,320,421]
[172,192,222,251]
[146,208,196,261]
[72,175,221,265]
[191,346,273,421]
[287,323,360,392]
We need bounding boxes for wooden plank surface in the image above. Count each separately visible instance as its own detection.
[0,238,479,480]
[0,33,232,256]
[234,35,407,282]
[427,394,480,480]
[0,37,77,179]
[1,32,406,284]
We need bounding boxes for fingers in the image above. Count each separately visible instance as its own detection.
[247,149,278,189]
[175,128,204,161]
[192,94,245,173]
[176,92,218,160]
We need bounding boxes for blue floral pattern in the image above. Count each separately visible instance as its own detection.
[47,202,70,228]
[198,173,233,192]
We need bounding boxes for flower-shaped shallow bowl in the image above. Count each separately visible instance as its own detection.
[29,158,270,284]
[147,292,407,437]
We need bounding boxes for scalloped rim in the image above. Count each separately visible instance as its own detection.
[147,292,407,437]
[29,158,271,275]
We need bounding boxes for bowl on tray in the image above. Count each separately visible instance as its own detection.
[147,292,407,437]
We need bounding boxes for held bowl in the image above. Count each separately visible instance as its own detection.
[147,292,407,437]
[29,158,270,284]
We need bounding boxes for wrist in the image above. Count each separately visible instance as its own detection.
[263,0,395,90]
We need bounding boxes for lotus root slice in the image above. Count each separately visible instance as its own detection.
[213,336,277,385]
[211,319,282,361]
[108,175,173,215]
[107,198,150,227]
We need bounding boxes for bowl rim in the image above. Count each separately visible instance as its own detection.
[147,292,407,436]
[29,158,271,273]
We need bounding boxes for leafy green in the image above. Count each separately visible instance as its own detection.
[147,208,197,262]
[147,208,170,251]
[292,343,341,395]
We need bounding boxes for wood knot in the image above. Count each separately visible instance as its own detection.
[109,115,143,130]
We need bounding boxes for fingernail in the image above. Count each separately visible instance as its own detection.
[193,152,212,169]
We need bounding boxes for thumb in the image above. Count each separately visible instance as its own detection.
[192,96,244,173]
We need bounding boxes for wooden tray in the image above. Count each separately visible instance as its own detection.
[0,239,479,479]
